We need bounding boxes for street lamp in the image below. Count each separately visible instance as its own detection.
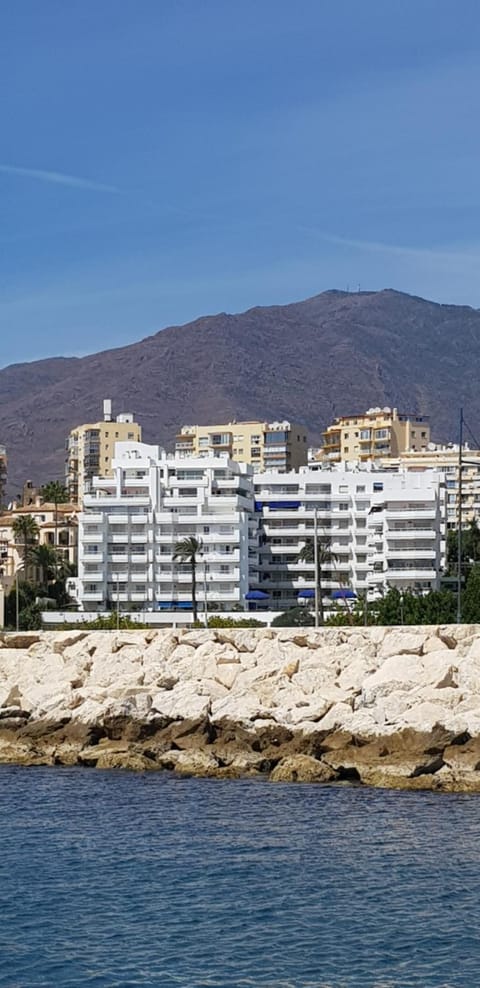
[313,506,319,629]
[203,559,208,629]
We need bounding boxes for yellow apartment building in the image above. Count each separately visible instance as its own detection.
[66,400,142,505]
[318,407,431,463]
[175,419,308,472]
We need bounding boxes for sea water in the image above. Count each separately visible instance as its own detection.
[0,767,479,988]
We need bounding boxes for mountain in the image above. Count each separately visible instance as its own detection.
[1,288,478,495]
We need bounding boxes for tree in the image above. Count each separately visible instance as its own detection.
[12,514,39,573]
[40,481,69,504]
[271,606,315,627]
[4,580,41,630]
[446,520,480,580]
[173,536,203,623]
[297,536,338,625]
[462,564,480,623]
[29,544,59,589]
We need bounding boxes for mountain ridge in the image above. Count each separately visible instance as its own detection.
[1,288,478,494]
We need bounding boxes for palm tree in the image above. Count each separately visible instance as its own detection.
[12,514,40,576]
[29,544,59,589]
[40,481,69,504]
[297,536,338,625]
[173,536,203,623]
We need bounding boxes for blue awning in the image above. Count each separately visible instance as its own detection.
[297,588,315,599]
[331,588,357,600]
[267,500,301,510]
[245,590,270,600]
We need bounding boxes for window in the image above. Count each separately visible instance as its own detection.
[203,526,210,534]
[356,485,366,493]
[265,431,288,444]
[211,433,230,446]
[360,429,371,440]
[373,482,384,492]
[343,447,349,454]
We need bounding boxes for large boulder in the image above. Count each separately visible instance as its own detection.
[270,755,337,783]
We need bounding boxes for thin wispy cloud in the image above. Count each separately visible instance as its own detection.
[0,163,121,194]
[299,227,480,265]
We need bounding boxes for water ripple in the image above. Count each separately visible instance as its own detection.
[0,768,479,987]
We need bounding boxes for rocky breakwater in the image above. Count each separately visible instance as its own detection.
[3,625,480,790]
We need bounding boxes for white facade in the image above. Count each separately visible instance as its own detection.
[252,465,446,609]
[78,443,256,613]
[76,445,446,616]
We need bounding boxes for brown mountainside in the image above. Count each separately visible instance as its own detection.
[0,288,478,494]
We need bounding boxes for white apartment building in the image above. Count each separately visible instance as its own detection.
[78,443,256,613]
[76,444,446,617]
[377,444,480,531]
[252,466,446,609]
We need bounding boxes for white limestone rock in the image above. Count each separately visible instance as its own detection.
[150,682,210,722]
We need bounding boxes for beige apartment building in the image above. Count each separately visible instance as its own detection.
[175,419,308,472]
[66,400,142,505]
[318,407,431,463]
[0,498,79,591]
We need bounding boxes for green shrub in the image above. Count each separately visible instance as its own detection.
[271,607,314,627]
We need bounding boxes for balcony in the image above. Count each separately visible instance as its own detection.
[82,533,104,544]
[387,547,436,558]
[208,568,240,581]
[386,568,437,580]
[82,552,104,563]
[108,553,128,563]
[82,592,104,602]
[385,509,437,519]
[387,528,437,539]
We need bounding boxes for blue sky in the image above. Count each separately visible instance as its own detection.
[2,0,480,366]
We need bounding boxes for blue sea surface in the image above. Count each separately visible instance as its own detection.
[0,767,479,987]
